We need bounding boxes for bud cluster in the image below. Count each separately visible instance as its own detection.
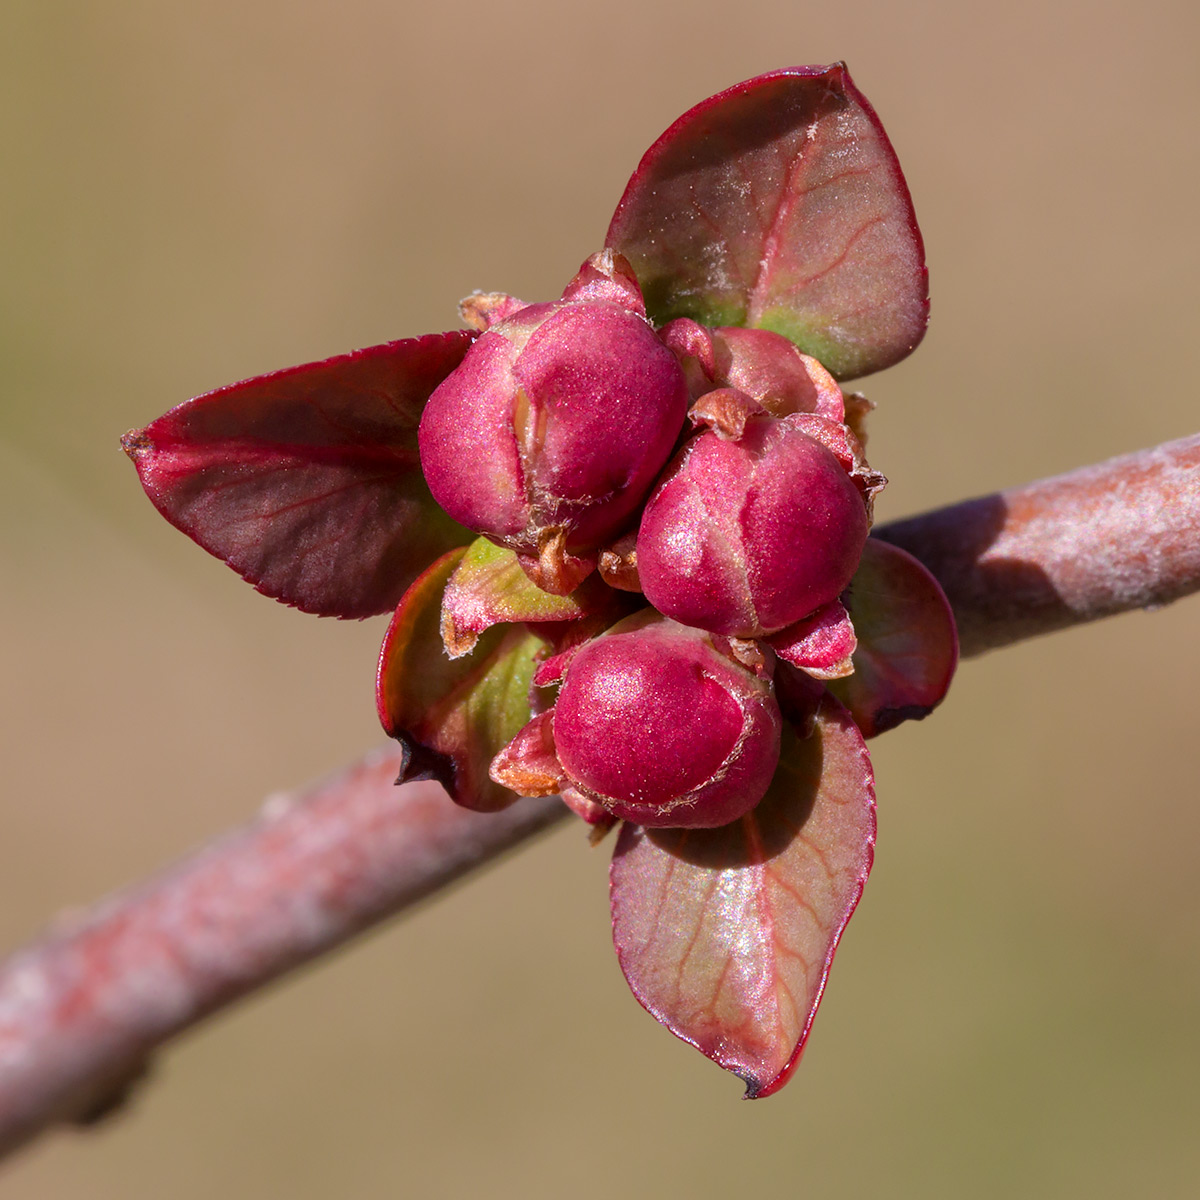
[418,251,883,829]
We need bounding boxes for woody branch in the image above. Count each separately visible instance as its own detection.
[0,432,1196,1159]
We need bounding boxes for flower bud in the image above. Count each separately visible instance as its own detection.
[637,404,870,638]
[659,321,845,421]
[418,254,689,593]
[551,613,781,828]
[710,326,845,422]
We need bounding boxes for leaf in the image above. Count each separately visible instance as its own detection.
[440,537,613,657]
[123,331,475,619]
[559,249,646,315]
[826,538,958,736]
[376,548,543,812]
[610,699,875,1097]
[606,64,927,380]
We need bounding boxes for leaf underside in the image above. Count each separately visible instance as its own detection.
[610,698,875,1097]
[606,64,928,380]
[123,331,475,619]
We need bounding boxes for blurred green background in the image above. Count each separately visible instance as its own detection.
[2,1,1198,1195]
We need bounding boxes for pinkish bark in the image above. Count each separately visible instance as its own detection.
[0,435,1196,1158]
[877,434,1200,656]
[0,754,565,1158]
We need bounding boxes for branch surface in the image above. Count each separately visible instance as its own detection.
[0,434,1197,1157]
[0,759,565,1158]
[878,434,1200,655]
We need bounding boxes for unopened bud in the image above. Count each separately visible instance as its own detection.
[419,254,689,593]
[637,411,870,637]
[550,613,781,828]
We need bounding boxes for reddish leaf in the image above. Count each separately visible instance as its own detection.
[610,700,875,1096]
[123,332,475,619]
[440,537,614,658]
[377,549,543,812]
[827,538,958,736]
[606,64,927,380]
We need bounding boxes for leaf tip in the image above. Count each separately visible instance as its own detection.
[870,703,934,736]
[121,427,151,461]
[440,605,479,659]
[394,737,456,793]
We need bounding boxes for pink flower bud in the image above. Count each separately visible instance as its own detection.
[418,254,689,593]
[710,326,845,422]
[637,407,870,638]
[551,614,782,828]
[658,321,846,421]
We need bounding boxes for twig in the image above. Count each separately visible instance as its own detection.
[0,762,566,1158]
[877,434,1200,656]
[0,435,1196,1158]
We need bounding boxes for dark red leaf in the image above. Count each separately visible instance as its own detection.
[610,699,875,1096]
[606,64,927,380]
[376,549,544,813]
[123,332,475,619]
[826,538,958,736]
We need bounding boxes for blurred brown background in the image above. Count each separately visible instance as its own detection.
[2,0,1197,1195]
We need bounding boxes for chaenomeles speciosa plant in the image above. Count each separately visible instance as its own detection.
[124,65,958,1098]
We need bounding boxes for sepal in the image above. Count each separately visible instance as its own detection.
[559,249,646,315]
[488,710,565,797]
[768,600,857,678]
[459,292,530,331]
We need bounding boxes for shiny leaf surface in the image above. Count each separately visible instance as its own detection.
[124,332,475,618]
[607,65,927,380]
[377,549,542,812]
[827,538,958,736]
[610,700,875,1096]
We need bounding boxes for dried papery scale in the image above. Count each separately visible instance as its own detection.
[418,251,690,595]
[596,530,642,592]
